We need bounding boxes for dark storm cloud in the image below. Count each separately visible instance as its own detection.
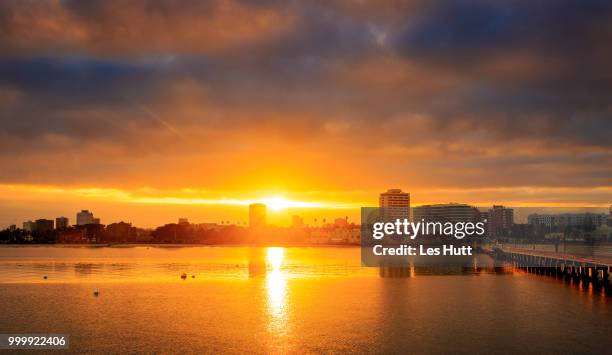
[390,0,612,148]
[0,0,610,190]
[0,55,173,143]
[395,0,612,64]
[0,57,153,99]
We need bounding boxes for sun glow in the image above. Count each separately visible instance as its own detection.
[0,184,341,209]
[260,196,320,211]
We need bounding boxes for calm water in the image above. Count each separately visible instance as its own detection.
[0,246,611,354]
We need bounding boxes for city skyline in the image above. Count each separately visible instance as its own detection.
[5,196,610,246]
[7,196,611,230]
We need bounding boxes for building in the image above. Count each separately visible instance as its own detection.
[55,217,69,230]
[196,223,224,232]
[379,189,410,221]
[76,210,95,226]
[528,213,608,228]
[57,229,86,243]
[22,221,36,233]
[249,203,267,228]
[488,205,514,237]
[105,221,133,242]
[309,224,360,244]
[527,214,555,227]
[413,203,479,223]
[35,219,54,233]
[178,218,189,226]
[81,223,105,243]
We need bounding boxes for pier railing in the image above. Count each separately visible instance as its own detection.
[495,245,612,268]
[487,245,611,287]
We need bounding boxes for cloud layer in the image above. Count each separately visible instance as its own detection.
[0,0,611,205]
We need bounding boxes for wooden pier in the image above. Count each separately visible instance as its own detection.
[490,246,612,288]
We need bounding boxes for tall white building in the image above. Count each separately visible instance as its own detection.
[379,189,410,221]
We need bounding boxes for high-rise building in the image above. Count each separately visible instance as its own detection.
[55,217,69,230]
[488,205,514,237]
[249,203,267,228]
[35,219,54,232]
[22,221,36,232]
[76,210,95,226]
[413,203,478,223]
[379,189,410,221]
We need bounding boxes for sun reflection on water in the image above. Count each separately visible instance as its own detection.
[265,247,288,336]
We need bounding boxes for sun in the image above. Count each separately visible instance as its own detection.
[256,196,324,211]
[262,197,291,211]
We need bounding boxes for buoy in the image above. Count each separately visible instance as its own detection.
[93,288,100,297]
[191,275,195,278]
[180,273,187,280]
[43,275,48,280]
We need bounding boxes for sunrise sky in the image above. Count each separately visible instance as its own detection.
[1,1,611,227]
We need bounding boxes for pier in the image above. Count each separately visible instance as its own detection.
[490,246,612,288]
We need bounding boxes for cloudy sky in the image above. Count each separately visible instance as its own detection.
[1,0,611,227]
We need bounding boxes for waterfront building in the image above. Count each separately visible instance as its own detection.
[35,219,54,232]
[309,223,360,244]
[379,189,410,221]
[488,205,514,237]
[55,217,69,230]
[106,221,133,242]
[22,220,36,232]
[413,203,479,223]
[76,210,98,225]
[528,213,608,228]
